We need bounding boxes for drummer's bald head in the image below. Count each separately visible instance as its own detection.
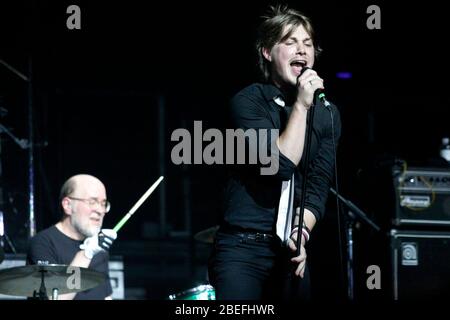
[59,174,104,215]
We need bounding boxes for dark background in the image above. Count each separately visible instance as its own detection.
[0,0,449,300]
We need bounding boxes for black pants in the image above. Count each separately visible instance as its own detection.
[208,230,311,300]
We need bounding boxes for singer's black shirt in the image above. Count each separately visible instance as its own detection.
[221,83,341,232]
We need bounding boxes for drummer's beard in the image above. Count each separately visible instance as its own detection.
[72,213,101,238]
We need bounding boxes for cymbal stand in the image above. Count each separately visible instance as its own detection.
[33,269,49,300]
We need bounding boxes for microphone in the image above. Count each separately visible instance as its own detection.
[297,66,331,108]
[314,88,331,108]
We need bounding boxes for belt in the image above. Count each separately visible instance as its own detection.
[219,224,277,243]
[236,232,275,243]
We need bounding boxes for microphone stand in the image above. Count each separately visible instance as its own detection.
[287,92,316,302]
[329,188,380,300]
[292,70,329,260]
[292,68,317,261]
[293,107,314,256]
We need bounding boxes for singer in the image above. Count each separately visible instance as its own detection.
[208,4,341,300]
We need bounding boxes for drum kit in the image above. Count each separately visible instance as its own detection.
[168,284,216,300]
[0,264,105,300]
[167,225,219,300]
[0,225,220,300]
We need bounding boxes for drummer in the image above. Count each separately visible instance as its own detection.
[27,174,117,300]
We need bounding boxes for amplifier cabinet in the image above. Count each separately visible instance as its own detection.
[390,229,450,300]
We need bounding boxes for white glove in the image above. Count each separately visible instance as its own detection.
[80,229,117,259]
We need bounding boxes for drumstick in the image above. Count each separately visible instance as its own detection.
[113,176,164,233]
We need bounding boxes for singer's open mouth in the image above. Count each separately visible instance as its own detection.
[290,60,306,67]
[290,60,306,75]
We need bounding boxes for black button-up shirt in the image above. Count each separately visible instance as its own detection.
[221,83,341,232]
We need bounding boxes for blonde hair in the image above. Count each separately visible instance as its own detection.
[256,5,322,81]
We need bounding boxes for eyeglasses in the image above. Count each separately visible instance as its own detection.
[68,197,111,213]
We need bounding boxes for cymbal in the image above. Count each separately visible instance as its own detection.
[0,264,105,297]
[194,225,219,244]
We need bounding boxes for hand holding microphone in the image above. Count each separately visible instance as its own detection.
[295,64,330,108]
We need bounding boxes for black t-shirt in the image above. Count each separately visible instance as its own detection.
[27,225,113,300]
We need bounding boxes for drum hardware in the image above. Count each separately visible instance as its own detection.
[168,284,215,300]
[0,264,105,300]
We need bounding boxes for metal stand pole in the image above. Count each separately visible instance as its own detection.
[27,57,36,238]
[346,216,354,300]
